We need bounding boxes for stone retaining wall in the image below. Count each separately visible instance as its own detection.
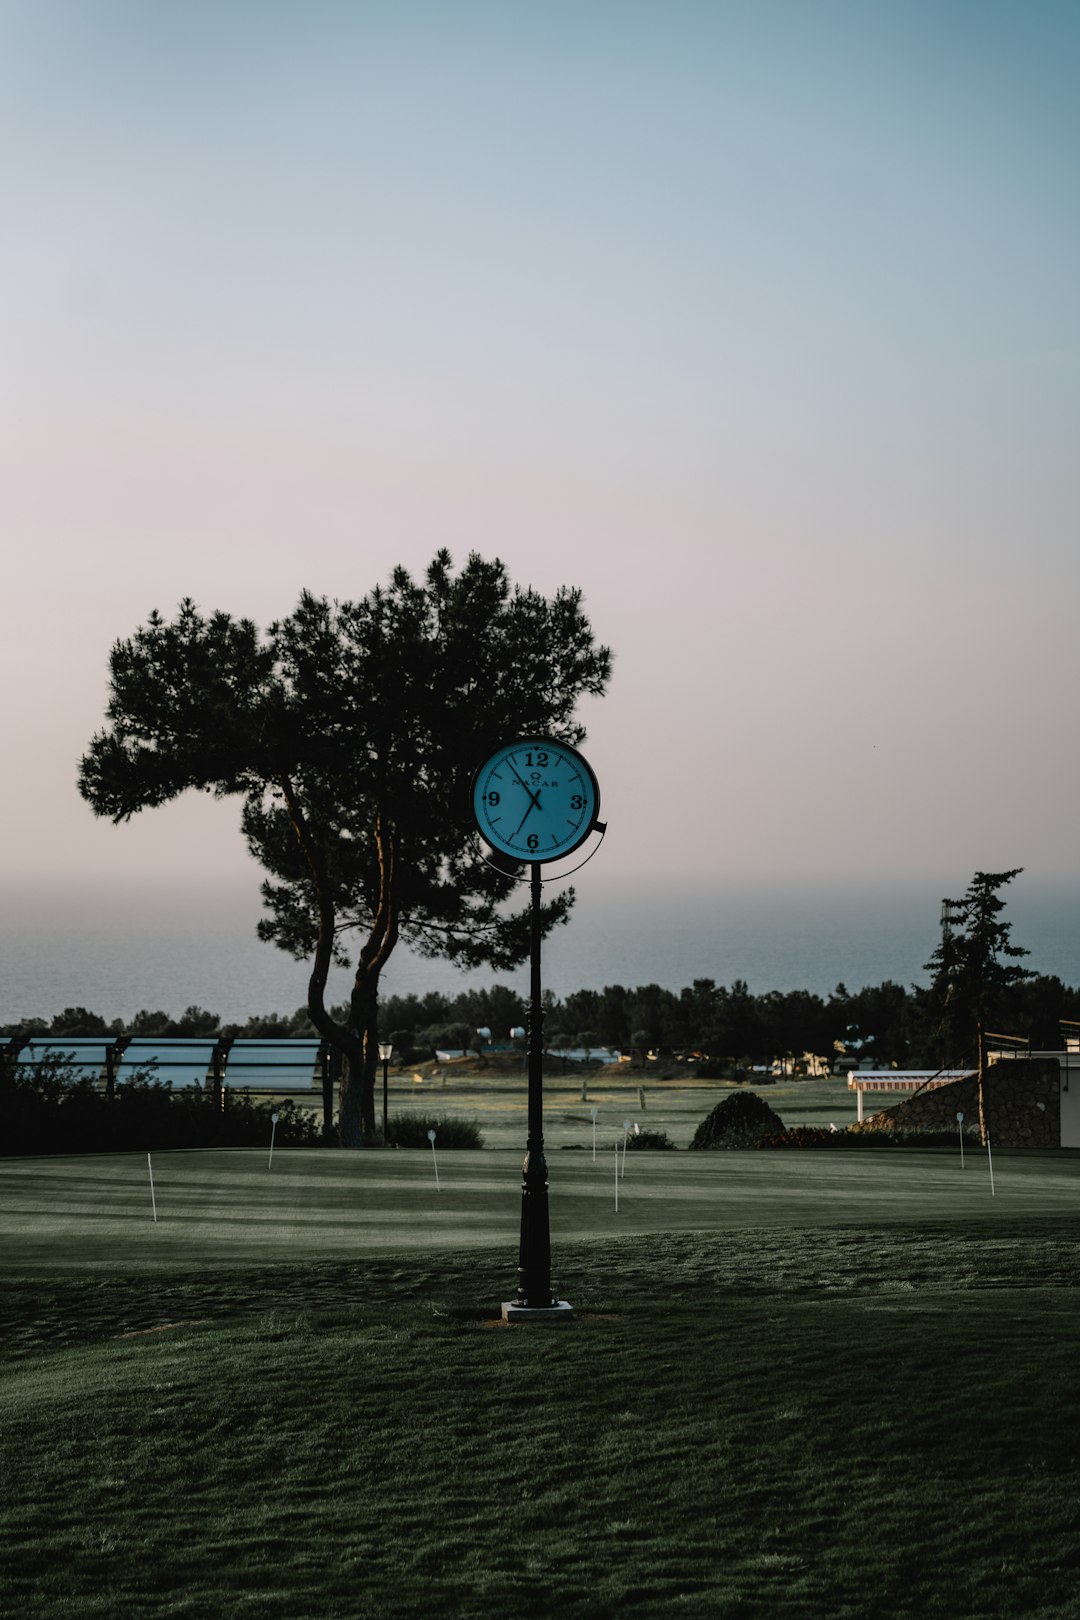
[852,1059,1060,1146]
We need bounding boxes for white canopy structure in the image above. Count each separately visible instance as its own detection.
[847,1069,975,1122]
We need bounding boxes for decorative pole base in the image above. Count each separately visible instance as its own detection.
[501,1299,574,1323]
[516,1143,554,1305]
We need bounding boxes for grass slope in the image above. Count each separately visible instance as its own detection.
[3,1150,1080,1618]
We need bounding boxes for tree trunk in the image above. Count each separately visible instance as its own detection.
[345,812,399,1144]
[342,963,380,1145]
[281,777,399,1148]
[281,774,361,1143]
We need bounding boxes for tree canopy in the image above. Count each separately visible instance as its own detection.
[78,551,612,1141]
[922,868,1034,1064]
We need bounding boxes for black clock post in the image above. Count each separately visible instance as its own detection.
[469,738,602,1323]
[516,859,562,1313]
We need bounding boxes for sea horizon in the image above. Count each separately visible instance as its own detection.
[2,872,1077,1026]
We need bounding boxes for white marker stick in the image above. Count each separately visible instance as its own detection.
[987,1130,995,1198]
[590,1107,599,1162]
[957,1110,965,1170]
[268,1111,279,1170]
[614,1138,619,1213]
[428,1128,440,1191]
[147,1153,158,1223]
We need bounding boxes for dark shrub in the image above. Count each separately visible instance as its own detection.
[385,1114,484,1149]
[749,1126,976,1151]
[0,1057,322,1155]
[625,1129,675,1150]
[689,1091,787,1150]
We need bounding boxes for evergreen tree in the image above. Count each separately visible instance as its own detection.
[923,868,1034,1066]
[78,551,611,1142]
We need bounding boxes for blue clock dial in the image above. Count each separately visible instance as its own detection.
[472,739,600,864]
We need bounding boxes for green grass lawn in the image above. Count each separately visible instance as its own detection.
[3,1143,1076,1269]
[3,1147,1080,1618]
[370,1068,902,1151]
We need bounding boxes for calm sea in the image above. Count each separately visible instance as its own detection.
[2,876,1078,1025]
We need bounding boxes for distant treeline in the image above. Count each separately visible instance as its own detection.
[6,972,1080,1070]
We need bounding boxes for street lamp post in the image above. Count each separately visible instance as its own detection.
[378,1042,393,1143]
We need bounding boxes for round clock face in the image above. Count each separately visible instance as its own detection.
[472,739,600,864]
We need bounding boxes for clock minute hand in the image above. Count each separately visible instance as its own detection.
[512,791,541,839]
[506,761,541,807]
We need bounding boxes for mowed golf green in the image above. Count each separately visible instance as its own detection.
[3,1144,1080,1618]
[368,1066,869,1150]
[4,1143,1080,1268]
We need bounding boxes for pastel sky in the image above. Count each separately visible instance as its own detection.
[3,0,1078,913]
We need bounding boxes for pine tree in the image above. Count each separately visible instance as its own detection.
[923,868,1034,1067]
[79,552,611,1143]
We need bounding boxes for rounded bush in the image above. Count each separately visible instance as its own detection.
[689,1091,787,1150]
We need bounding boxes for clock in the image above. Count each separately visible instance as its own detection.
[472,739,601,864]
